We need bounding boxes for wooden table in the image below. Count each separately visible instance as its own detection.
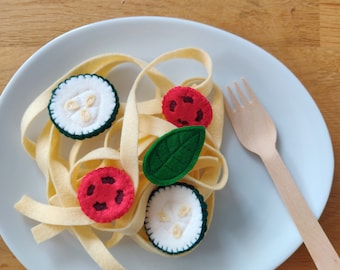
[0,1,339,269]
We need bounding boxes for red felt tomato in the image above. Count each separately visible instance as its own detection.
[162,86,213,127]
[77,167,134,223]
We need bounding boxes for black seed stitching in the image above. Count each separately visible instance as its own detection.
[115,190,124,204]
[195,109,203,122]
[182,96,193,103]
[87,184,95,196]
[93,201,107,211]
[177,118,189,125]
[169,100,177,112]
[101,176,115,184]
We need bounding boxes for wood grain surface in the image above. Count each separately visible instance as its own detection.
[0,1,339,269]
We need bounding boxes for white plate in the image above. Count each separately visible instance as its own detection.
[0,17,334,270]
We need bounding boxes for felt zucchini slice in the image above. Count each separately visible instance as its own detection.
[48,74,119,140]
[144,183,208,255]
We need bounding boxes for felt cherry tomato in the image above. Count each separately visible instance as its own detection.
[162,86,213,128]
[77,167,134,223]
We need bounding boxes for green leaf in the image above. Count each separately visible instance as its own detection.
[143,126,205,186]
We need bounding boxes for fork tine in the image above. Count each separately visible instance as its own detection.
[241,78,258,102]
[224,86,240,114]
[234,81,249,105]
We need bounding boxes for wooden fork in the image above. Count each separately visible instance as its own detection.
[224,78,340,270]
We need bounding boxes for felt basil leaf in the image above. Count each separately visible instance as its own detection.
[143,125,205,186]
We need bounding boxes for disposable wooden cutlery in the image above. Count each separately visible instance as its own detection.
[224,78,340,270]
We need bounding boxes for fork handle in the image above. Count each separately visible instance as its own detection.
[261,149,340,270]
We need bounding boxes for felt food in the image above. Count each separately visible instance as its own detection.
[143,125,206,186]
[48,74,120,139]
[162,86,213,127]
[144,183,207,255]
[16,48,229,270]
[77,167,135,223]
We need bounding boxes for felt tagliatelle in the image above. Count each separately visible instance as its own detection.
[15,48,229,270]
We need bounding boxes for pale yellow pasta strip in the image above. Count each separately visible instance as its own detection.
[136,98,162,115]
[192,156,220,170]
[21,89,53,158]
[15,196,93,225]
[139,114,176,137]
[72,226,125,270]
[49,158,78,206]
[31,224,66,244]
[207,85,225,149]
[35,121,53,180]
[105,232,124,249]
[184,143,228,191]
